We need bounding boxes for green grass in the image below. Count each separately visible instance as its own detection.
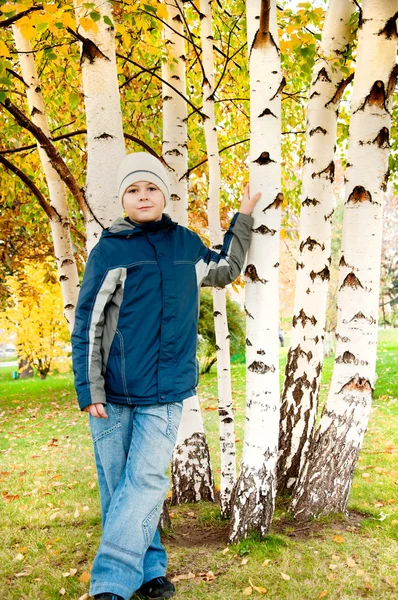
[1,329,397,599]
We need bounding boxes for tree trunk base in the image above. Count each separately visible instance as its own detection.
[171,432,215,504]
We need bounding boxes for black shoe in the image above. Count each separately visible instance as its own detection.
[94,594,124,600]
[137,576,176,599]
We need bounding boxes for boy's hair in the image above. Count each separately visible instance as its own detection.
[117,153,171,205]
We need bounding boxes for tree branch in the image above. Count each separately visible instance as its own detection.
[1,99,88,217]
[184,137,250,177]
[116,52,205,119]
[0,5,43,27]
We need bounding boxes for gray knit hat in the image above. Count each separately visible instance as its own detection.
[117,152,171,205]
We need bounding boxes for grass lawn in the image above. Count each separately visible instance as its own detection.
[0,329,397,599]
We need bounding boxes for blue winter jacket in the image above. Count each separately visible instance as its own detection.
[71,212,253,410]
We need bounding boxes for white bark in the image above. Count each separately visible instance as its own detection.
[277,0,356,495]
[12,26,80,331]
[200,0,237,518]
[171,395,215,503]
[162,0,189,226]
[73,0,125,250]
[229,0,282,542]
[291,0,398,520]
[163,1,215,504]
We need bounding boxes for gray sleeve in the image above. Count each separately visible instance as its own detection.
[196,213,254,288]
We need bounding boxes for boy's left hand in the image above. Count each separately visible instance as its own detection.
[239,183,261,215]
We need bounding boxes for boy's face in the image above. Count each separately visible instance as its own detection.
[122,180,165,223]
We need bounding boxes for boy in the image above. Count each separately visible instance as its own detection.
[71,152,260,600]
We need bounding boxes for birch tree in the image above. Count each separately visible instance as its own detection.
[162,0,215,505]
[198,0,237,518]
[73,0,125,250]
[12,25,80,331]
[291,0,398,520]
[277,0,356,495]
[229,0,282,542]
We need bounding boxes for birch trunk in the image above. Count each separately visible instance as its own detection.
[199,0,237,518]
[12,26,80,331]
[291,0,398,520]
[229,0,282,542]
[171,395,215,503]
[161,0,188,226]
[277,0,356,495]
[163,1,215,505]
[73,0,125,250]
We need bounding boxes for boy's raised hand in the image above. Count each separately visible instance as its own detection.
[84,403,108,418]
[239,183,261,216]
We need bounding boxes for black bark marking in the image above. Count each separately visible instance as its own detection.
[95,132,113,139]
[252,224,276,236]
[356,81,388,113]
[338,374,372,395]
[387,64,398,98]
[253,151,275,165]
[378,11,398,40]
[296,262,304,270]
[335,351,356,364]
[324,209,334,222]
[163,95,172,101]
[309,126,327,136]
[257,349,265,355]
[347,312,376,325]
[31,106,42,117]
[339,272,364,291]
[59,275,69,282]
[213,243,222,250]
[381,170,390,192]
[311,161,335,182]
[213,311,221,317]
[339,255,349,268]
[61,258,74,267]
[263,192,284,211]
[292,309,317,328]
[248,361,274,374]
[64,303,74,311]
[299,236,324,253]
[245,264,267,284]
[325,73,354,108]
[302,197,320,207]
[170,193,181,202]
[246,338,252,346]
[347,186,372,203]
[306,288,310,294]
[309,91,320,99]
[335,332,350,343]
[274,262,279,268]
[270,76,286,101]
[309,266,330,282]
[165,148,183,156]
[215,344,221,351]
[314,66,332,84]
[303,156,314,165]
[258,107,277,118]
[244,305,254,319]
[373,127,390,149]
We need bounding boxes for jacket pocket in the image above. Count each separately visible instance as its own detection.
[105,330,129,399]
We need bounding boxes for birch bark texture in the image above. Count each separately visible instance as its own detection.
[199,0,237,518]
[161,0,188,226]
[277,0,356,495]
[73,0,125,250]
[229,0,282,542]
[164,1,215,506]
[291,0,398,520]
[12,26,80,331]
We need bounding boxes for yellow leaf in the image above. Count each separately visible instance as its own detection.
[280,573,290,581]
[243,586,252,596]
[319,591,328,598]
[79,17,98,34]
[329,564,337,570]
[356,569,365,577]
[332,535,344,543]
[79,572,91,583]
[0,40,10,58]
[346,557,356,568]
[157,4,168,19]
[262,559,271,566]
[253,585,267,594]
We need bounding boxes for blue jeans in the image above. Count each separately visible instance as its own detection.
[88,401,183,600]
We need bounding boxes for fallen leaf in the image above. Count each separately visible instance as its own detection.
[74,507,80,518]
[78,595,89,600]
[59,588,66,596]
[2,491,20,502]
[332,535,344,543]
[332,555,340,561]
[327,574,335,581]
[241,558,249,565]
[346,557,356,568]
[356,569,365,577]
[70,568,77,576]
[319,592,328,598]
[329,564,337,570]
[222,547,229,555]
[79,572,91,583]
[187,512,195,517]
[281,573,290,581]
[15,554,24,561]
[14,571,30,577]
[243,586,252,596]
[262,559,271,566]
[253,585,267,594]
[391,520,398,526]
[362,473,370,479]
[374,502,384,508]
[63,572,70,578]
